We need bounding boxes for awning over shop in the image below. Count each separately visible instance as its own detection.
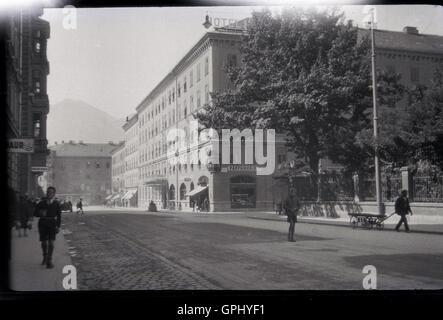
[110,194,121,201]
[122,189,137,200]
[186,186,208,197]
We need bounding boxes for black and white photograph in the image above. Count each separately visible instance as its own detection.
[3,0,443,296]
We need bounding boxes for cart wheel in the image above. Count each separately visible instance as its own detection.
[376,221,384,230]
[362,218,373,229]
[350,216,358,229]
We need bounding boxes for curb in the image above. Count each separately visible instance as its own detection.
[245,214,443,236]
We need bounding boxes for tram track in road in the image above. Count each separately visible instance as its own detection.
[72,215,222,290]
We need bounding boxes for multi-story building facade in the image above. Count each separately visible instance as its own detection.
[124,22,443,212]
[122,115,139,207]
[110,141,125,196]
[361,26,443,87]
[134,24,287,212]
[4,11,23,193]
[4,8,50,197]
[47,141,115,205]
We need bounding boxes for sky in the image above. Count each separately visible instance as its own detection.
[41,5,443,120]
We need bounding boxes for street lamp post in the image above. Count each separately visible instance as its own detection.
[367,7,384,215]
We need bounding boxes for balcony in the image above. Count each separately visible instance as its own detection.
[30,93,49,109]
[34,138,48,154]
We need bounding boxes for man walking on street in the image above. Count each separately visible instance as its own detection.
[283,189,300,242]
[34,187,61,269]
[395,189,413,232]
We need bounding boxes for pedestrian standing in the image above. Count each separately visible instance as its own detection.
[76,198,84,215]
[283,190,300,242]
[34,186,61,269]
[17,194,33,237]
[8,186,18,233]
[395,189,413,232]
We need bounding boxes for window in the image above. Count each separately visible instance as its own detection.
[33,114,41,137]
[177,82,181,97]
[387,65,395,74]
[227,54,237,68]
[197,63,201,82]
[34,80,40,94]
[190,95,194,111]
[190,70,193,87]
[197,90,201,108]
[205,56,209,75]
[183,77,187,93]
[410,67,419,83]
[34,41,40,53]
[205,84,209,103]
[180,183,187,200]
[184,100,187,118]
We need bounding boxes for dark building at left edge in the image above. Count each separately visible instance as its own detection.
[3,7,50,197]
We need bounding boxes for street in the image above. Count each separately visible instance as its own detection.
[61,209,443,290]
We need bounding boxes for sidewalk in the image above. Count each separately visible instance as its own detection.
[245,211,443,235]
[9,220,73,291]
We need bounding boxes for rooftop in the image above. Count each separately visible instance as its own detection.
[49,142,117,158]
[358,28,443,55]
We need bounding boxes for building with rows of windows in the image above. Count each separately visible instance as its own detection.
[121,114,139,207]
[110,141,125,200]
[4,8,50,197]
[47,141,116,205]
[113,22,443,212]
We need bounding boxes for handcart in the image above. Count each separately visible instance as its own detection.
[348,212,396,230]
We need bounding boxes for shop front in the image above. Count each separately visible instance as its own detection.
[230,175,256,209]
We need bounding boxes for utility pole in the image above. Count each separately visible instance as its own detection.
[369,8,384,215]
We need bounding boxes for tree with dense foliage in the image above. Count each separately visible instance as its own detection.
[197,7,373,178]
[357,67,443,171]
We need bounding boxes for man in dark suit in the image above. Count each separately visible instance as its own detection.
[395,189,413,232]
[34,186,61,269]
[283,189,300,242]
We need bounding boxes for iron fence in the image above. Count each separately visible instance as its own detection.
[412,172,443,202]
[361,174,402,202]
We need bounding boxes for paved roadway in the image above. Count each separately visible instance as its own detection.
[61,209,443,290]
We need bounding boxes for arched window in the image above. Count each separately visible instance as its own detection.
[198,176,209,187]
[190,182,195,191]
[169,184,175,200]
[180,183,187,200]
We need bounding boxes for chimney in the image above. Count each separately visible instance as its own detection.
[126,116,129,122]
[403,26,419,35]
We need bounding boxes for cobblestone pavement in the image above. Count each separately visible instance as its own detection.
[63,214,220,290]
[62,210,443,290]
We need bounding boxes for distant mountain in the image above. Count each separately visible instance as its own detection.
[47,99,125,145]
